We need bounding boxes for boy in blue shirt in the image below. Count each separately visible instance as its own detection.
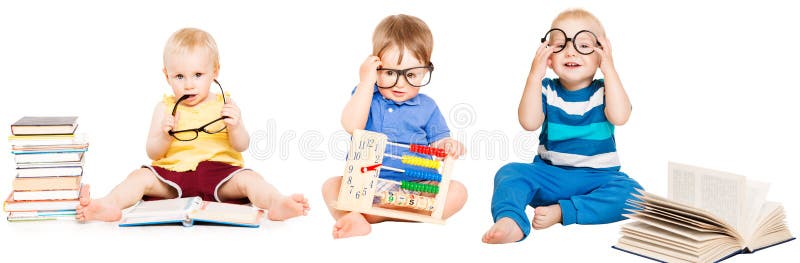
[482,9,643,243]
[322,14,467,239]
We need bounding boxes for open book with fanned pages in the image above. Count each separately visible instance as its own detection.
[613,162,794,262]
[119,197,263,228]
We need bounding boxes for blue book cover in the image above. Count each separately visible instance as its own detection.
[12,148,88,154]
[613,237,795,262]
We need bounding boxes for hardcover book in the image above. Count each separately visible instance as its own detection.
[11,116,78,135]
[613,162,794,262]
[118,197,263,228]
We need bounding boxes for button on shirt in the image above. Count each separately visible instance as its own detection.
[354,85,450,181]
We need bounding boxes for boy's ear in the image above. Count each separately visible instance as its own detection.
[213,64,220,79]
[547,58,552,69]
[162,67,169,81]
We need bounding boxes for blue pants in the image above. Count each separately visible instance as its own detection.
[491,157,642,240]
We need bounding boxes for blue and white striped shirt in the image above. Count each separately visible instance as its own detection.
[537,78,620,171]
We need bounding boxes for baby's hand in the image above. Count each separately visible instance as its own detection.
[162,111,179,135]
[433,138,466,159]
[221,98,242,128]
[359,55,382,86]
[530,42,554,81]
[594,36,615,73]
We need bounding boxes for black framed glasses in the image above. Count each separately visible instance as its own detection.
[376,63,434,89]
[541,28,602,55]
[168,79,229,141]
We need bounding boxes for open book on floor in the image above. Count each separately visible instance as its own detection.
[613,162,794,263]
[119,197,264,228]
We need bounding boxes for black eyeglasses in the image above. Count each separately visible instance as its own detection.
[168,79,229,141]
[541,28,601,55]
[376,63,434,89]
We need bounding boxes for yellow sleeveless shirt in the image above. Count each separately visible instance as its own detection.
[151,93,244,172]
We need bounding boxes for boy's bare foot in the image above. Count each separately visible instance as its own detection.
[482,217,524,244]
[75,185,123,222]
[267,193,310,221]
[332,211,371,239]
[532,204,562,230]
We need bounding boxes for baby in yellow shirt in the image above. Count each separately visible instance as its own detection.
[76,28,309,222]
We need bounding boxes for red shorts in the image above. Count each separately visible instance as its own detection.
[142,161,250,204]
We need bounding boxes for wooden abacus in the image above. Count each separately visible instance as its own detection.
[335,129,455,224]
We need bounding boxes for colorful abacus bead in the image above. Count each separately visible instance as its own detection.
[409,144,447,158]
[404,168,442,182]
[401,181,439,194]
[400,155,441,169]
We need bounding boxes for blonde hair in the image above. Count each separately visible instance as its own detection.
[163,28,219,69]
[552,8,605,37]
[372,14,433,65]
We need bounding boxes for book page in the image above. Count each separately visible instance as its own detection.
[741,180,769,242]
[668,162,746,232]
[189,201,262,225]
[748,202,793,250]
[631,195,727,229]
[122,197,201,219]
[622,220,722,243]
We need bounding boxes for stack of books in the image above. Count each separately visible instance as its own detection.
[4,116,87,222]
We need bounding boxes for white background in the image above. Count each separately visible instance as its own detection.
[1,1,798,262]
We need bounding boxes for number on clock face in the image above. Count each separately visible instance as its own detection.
[341,130,389,207]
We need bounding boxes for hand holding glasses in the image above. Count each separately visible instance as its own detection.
[376,63,434,89]
[168,79,229,141]
[541,28,602,55]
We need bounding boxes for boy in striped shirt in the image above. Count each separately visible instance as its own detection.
[482,9,643,244]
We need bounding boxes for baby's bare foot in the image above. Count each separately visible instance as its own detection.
[332,211,371,239]
[532,204,562,230]
[482,217,524,244]
[267,193,309,221]
[75,185,122,222]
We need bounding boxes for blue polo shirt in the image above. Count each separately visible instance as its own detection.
[353,85,450,182]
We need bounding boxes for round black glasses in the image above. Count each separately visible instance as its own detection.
[541,28,601,55]
[168,79,229,141]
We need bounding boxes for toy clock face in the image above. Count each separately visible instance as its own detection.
[342,162,373,200]
[342,130,387,202]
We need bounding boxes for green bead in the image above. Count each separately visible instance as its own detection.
[401,181,439,194]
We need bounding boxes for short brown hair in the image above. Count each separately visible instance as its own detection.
[163,28,220,69]
[372,14,433,65]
